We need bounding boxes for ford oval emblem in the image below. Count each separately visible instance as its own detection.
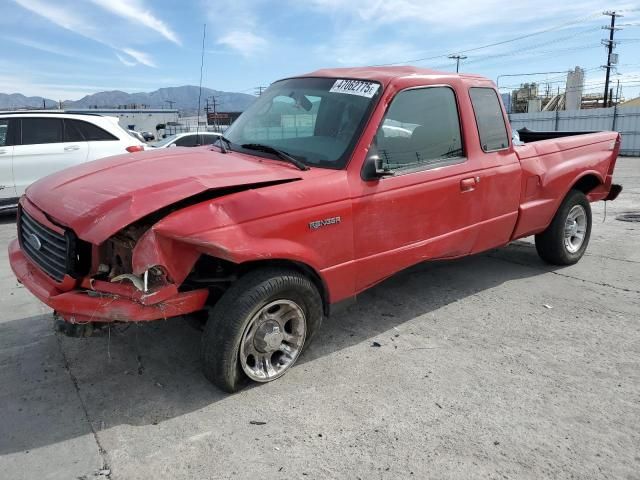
[25,232,42,251]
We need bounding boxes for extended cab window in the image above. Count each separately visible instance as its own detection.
[375,87,463,172]
[21,118,63,145]
[469,88,509,151]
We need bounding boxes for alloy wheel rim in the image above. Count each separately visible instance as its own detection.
[239,299,306,382]
[564,205,587,253]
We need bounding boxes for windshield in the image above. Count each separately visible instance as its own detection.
[224,77,381,169]
[150,134,180,147]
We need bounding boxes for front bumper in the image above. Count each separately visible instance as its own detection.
[9,239,208,324]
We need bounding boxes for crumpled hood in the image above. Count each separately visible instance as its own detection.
[26,147,303,244]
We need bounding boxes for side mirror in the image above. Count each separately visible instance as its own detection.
[373,155,392,176]
[362,146,393,181]
[169,143,177,148]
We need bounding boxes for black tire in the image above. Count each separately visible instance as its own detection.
[201,268,323,393]
[535,189,592,265]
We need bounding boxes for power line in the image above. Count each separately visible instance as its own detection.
[374,10,602,66]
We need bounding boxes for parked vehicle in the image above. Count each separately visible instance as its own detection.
[149,132,221,148]
[9,67,622,392]
[127,129,146,143]
[141,131,155,142]
[0,112,145,212]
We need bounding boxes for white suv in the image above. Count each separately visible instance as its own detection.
[0,112,145,212]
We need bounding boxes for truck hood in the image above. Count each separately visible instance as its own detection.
[25,148,304,244]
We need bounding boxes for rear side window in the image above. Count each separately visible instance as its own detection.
[469,88,509,151]
[21,118,63,145]
[68,119,118,141]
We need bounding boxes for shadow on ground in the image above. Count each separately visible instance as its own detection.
[0,212,17,225]
[0,242,551,455]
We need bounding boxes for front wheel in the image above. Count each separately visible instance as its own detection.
[201,268,323,393]
[535,189,592,265]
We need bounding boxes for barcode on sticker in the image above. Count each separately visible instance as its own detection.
[329,79,380,98]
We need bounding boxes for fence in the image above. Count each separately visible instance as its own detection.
[508,106,640,156]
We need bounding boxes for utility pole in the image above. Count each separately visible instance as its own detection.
[165,100,175,109]
[255,86,266,96]
[602,11,622,108]
[448,54,467,73]
[208,95,219,131]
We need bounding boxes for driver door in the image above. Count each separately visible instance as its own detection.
[350,86,484,292]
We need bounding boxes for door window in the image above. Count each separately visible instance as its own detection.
[21,118,63,145]
[469,88,509,152]
[375,87,464,172]
[201,134,218,145]
[63,119,85,142]
[175,135,198,147]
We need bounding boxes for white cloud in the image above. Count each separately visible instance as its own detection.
[14,0,85,30]
[121,48,157,68]
[305,0,637,29]
[203,0,269,56]
[217,31,267,57]
[115,52,137,67]
[89,0,181,45]
[13,0,158,68]
[3,35,117,66]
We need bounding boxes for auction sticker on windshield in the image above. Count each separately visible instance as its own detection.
[330,79,380,98]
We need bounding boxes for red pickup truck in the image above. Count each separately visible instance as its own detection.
[9,66,622,392]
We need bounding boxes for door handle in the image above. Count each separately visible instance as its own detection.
[64,145,80,151]
[0,149,7,155]
[460,176,480,192]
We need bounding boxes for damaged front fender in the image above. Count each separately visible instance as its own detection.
[131,228,200,285]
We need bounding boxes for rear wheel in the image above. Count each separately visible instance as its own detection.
[535,189,592,265]
[201,268,323,393]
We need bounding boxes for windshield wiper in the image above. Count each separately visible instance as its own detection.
[213,135,232,154]
[240,143,309,171]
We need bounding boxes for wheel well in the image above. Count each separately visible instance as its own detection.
[572,174,601,194]
[185,255,330,316]
[238,260,329,316]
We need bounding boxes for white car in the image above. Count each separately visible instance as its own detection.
[149,131,221,148]
[0,112,145,212]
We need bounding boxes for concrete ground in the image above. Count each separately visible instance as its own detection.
[0,157,638,480]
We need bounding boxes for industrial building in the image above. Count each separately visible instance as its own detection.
[503,66,629,114]
[67,108,179,135]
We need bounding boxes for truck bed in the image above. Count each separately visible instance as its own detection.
[516,127,597,143]
[510,130,620,239]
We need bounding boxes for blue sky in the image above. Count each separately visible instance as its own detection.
[1,0,639,101]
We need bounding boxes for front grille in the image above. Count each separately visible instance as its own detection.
[19,208,69,282]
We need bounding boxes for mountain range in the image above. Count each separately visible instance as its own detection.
[0,85,256,113]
